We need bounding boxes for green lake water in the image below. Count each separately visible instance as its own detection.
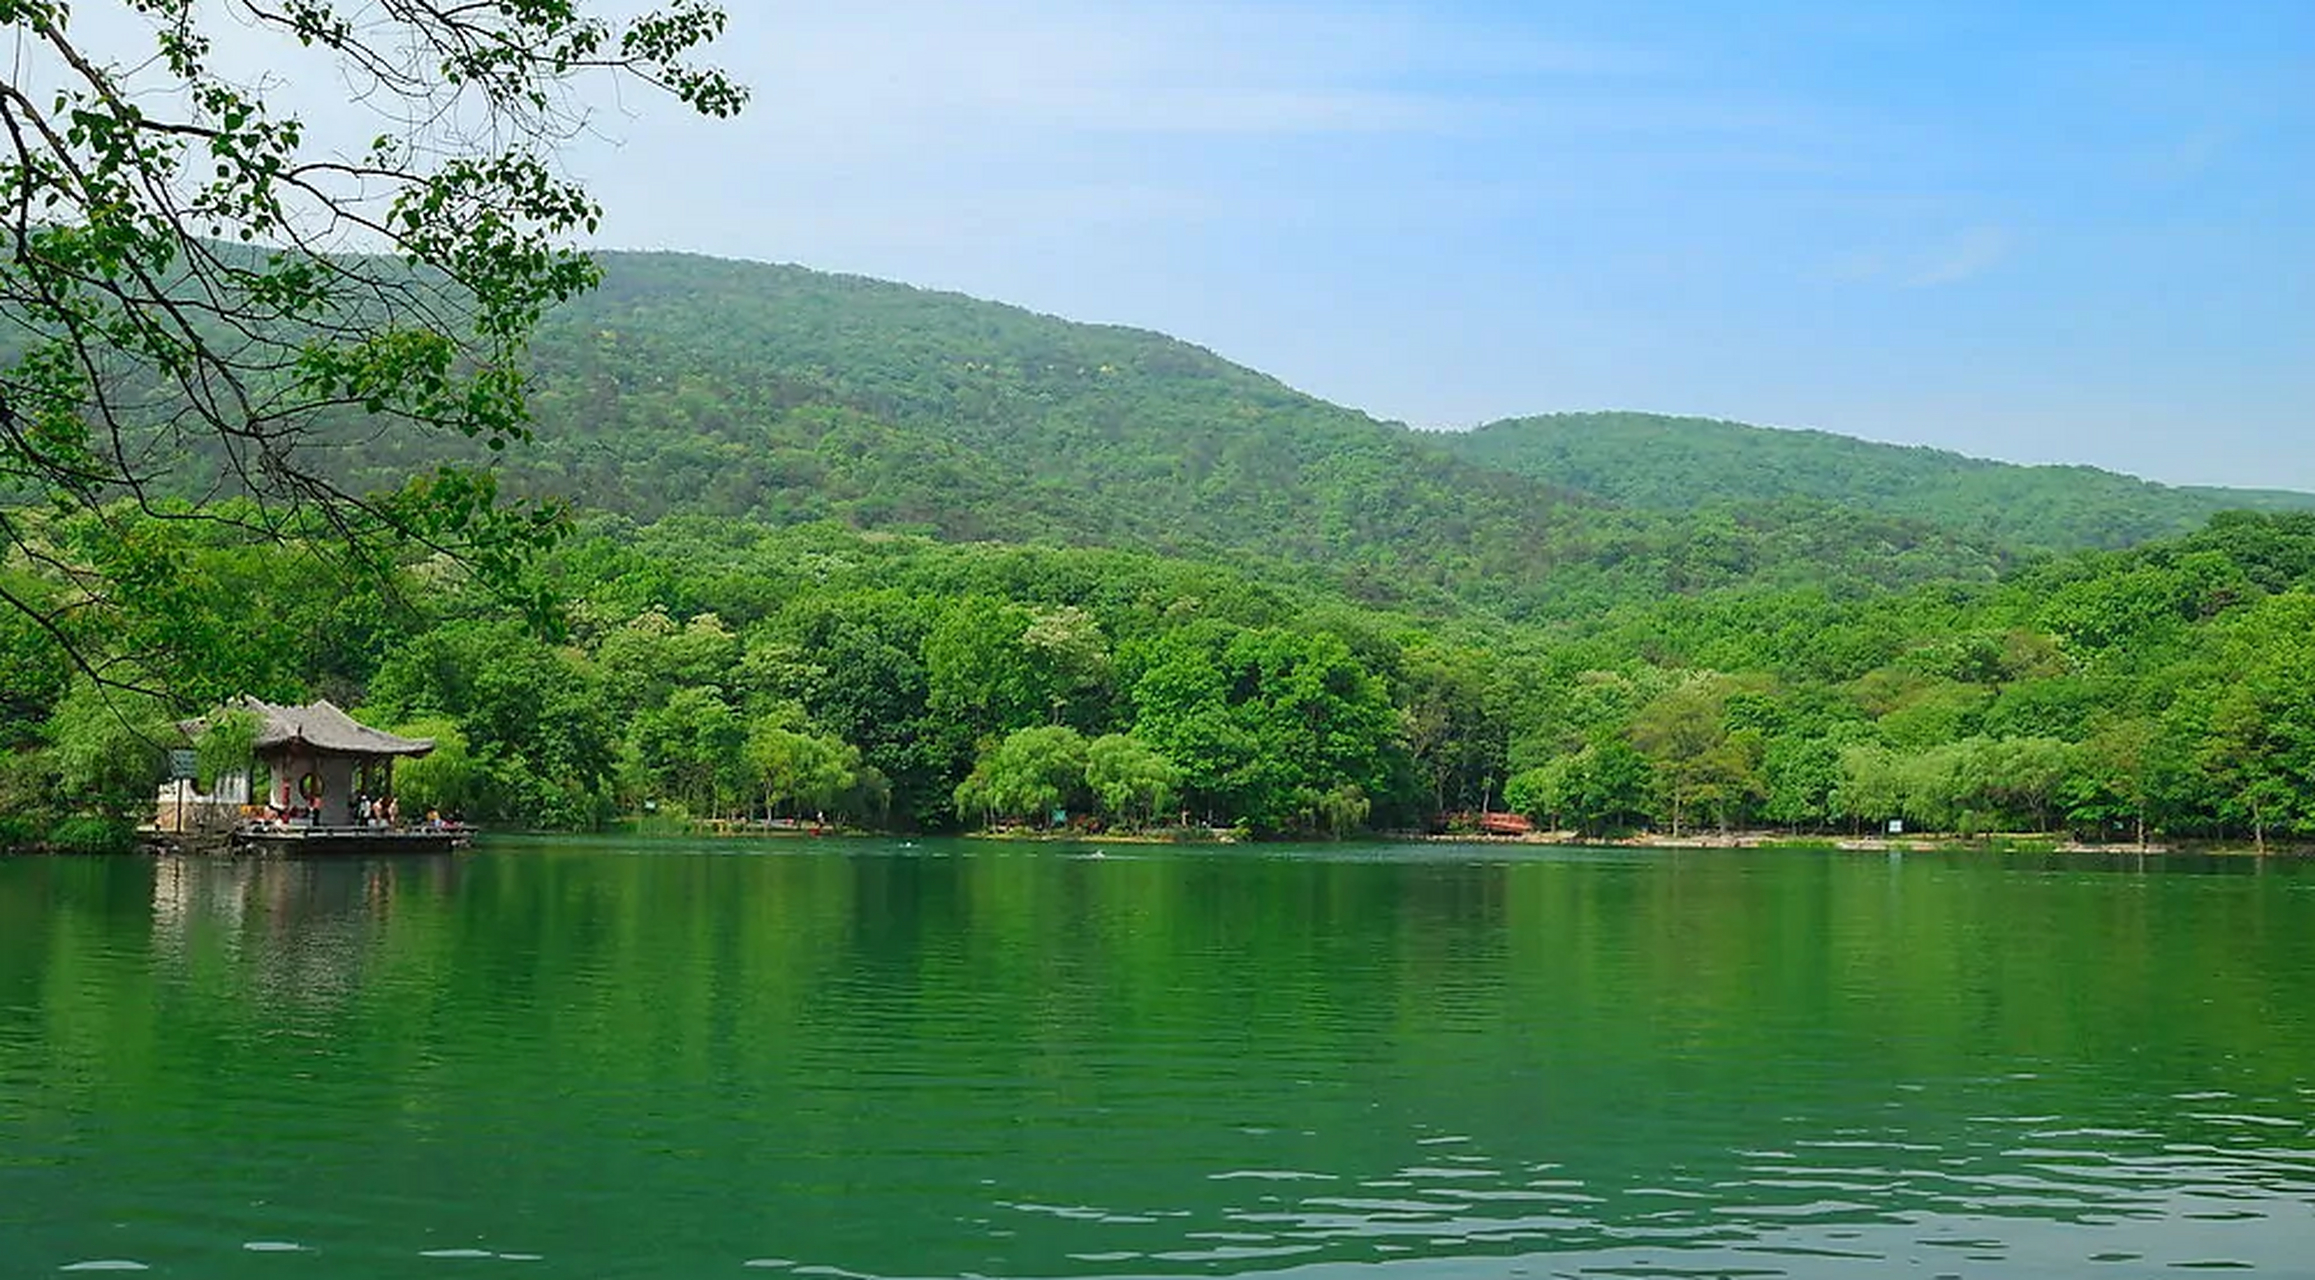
[2,839,2312,1278]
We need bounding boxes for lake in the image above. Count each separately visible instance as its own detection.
[2,839,2311,1278]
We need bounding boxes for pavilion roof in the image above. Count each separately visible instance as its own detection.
[234,698,435,758]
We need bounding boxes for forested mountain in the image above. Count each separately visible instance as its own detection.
[341,253,2309,616]
[1446,412,2315,552]
[364,252,1586,597]
[13,250,2315,853]
[332,254,2028,617]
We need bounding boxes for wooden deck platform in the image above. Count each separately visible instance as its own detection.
[234,825,473,855]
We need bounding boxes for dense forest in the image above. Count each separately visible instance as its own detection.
[328,254,2039,616]
[5,254,2315,852]
[1448,411,2315,553]
[7,502,2315,852]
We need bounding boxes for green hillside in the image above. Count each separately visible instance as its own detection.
[46,250,2305,620]
[14,252,2315,850]
[333,253,2018,617]
[1444,411,2315,551]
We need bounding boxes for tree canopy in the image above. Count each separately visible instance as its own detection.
[11,497,2315,851]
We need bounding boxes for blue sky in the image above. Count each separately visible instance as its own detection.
[555,0,2315,488]
[106,0,2308,489]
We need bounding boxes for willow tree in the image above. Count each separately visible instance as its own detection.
[0,0,743,691]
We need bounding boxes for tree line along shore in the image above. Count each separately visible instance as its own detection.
[6,505,2314,854]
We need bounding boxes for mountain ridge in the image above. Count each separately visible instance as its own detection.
[1440,410,2315,551]
[1443,409,2313,502]
[583,250,2310,508]
[312,251,2302,618]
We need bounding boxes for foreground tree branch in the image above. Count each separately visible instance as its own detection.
[0,0,743,693]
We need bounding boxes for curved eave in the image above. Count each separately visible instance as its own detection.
[259,734,436,759]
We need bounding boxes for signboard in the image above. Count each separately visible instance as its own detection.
[1887,818,1904,835]
[168,748,198,781]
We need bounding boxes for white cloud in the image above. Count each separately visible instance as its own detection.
[543,0,1710,265]
[682,0,1644,151]
[1905,225,2015,287]
[1824,225,2018,289]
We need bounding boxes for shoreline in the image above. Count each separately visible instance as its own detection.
[75,818,2301,859]
[1401,830,2309,857]
[663,820,2312,857]
[960,827,1248,845]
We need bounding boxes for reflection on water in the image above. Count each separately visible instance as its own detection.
[149,855,463,1005]
[150,852,460,934]
[1,841,2311,1278]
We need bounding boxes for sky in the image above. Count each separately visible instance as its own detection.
[65,0,2315,490]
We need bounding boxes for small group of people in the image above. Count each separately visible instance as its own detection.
[248,786,462,831]
[248,804,312,831]
[354,793,402,828]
